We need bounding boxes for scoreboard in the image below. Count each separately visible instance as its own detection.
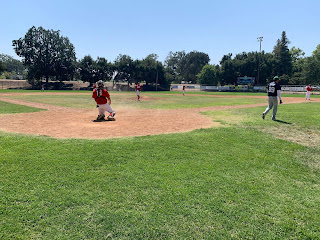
[237,76,255,85]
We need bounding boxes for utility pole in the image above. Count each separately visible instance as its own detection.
[257,36,263,85]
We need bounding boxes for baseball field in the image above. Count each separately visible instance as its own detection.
[0,90,319,239]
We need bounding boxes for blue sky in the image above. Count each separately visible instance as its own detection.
[1,0,319,64]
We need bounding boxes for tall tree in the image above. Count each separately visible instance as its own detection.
[123,54,165,87]
[179,51,210,83]
[233,52,259,79]
[303,44,320,85]
[54,36,77,81]
[259,52,275,85]
[96,57,112,81]
[220,53,236,85]
[220,51,275,86]
[164,51,186,83]
[114,54,134,84]
[141,54,159,85]
[197,64,221,85]
[12,26,76,85]
[79,55,98,86]
[0,54,25,74]
[272,31,293,83]
[289,47,305,84]
[0,60,5,75]
[131,59,145,83]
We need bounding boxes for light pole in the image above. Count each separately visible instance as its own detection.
[257,36,263,85]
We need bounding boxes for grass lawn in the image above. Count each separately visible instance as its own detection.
[2,89,318,110]
[204,101,320,146]
[0,91,319,239]
[2,90,267,109]
[0,100,44,116]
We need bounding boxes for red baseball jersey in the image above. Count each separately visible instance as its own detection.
[136,85,141,91]
[92,89,110,104]
[306,86,312,91]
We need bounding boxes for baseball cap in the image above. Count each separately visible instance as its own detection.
[273,76,279,80]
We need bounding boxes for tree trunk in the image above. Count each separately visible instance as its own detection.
[46,76,49,89]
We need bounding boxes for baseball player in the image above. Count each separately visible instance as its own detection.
[92,80,116,121]
[135,82,142,101]
[306,84,312,100]
[182,85,186,96]
[262,76,283,121]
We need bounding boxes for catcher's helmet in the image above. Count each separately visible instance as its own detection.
[97,80,104,88]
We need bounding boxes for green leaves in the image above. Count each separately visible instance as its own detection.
[179,51,210,84]
[272,31,293,83]
[196,64,220,85]
[12,26,76,82]
[0,60,5,75]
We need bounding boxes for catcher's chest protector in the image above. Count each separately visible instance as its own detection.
[97,89,102,97]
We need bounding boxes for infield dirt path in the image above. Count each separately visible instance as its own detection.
[0,92,318,139]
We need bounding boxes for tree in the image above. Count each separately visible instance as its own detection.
[79,55,98,86]
[219,51,276,86]
[0,54,25,75]
[290,47,305,63]
[54,36,77,81]
[197,64,221,85]
[155,61,167,87]
[233,52,259,81]
[289,47,305,84]
[131,59,145,83]
[220,53,236,85]
[0,61,5,75]
[114,54,134,84]
[96,57,113,81]
[259,52,275,85]
[125,54,166,88]
[141,54,159,85]
[164,51,186,83]
[233,51,276,85]
[179,51,210,83]
[272,31,293,83]
[303,44,320,85]
[12,26,76,86]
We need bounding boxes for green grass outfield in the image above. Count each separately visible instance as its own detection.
[3,92,266,109]
[0,90,319,239]
[2,89,318,110]
[0,100,44,115]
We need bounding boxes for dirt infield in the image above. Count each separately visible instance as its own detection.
[0,93,318,139]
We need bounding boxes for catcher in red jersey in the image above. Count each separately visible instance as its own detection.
[92,80,116,121]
